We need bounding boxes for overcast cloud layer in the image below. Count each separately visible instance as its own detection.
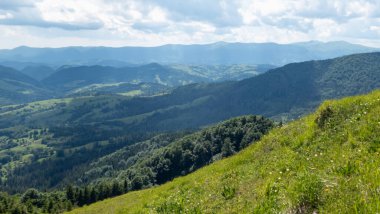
[0,0,379,48]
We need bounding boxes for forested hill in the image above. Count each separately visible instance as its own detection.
[221,52,380,120]
[0,66,53,105]
[69,89,380,214]
[69,51,380,130]
[0,52,379,213]
[0,115,274,213]
[1,52,380,132]
[166,52,380,122]
[42,64,206,90]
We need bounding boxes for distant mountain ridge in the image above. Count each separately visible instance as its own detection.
[2,52,380,130]
[0,63,271,105]
[0,41,377,66]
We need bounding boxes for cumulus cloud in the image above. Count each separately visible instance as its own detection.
[0,0,103,30]
[0,0,379,48]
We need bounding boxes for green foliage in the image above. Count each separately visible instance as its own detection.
[315,106,334,128]
[0,115,273,213]
[69,90,380,214]
[221,185,236,200]
[292,173,324,213]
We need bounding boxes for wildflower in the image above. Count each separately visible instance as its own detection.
[314,154,318,157]
[278,177,281,180]
[330,160,334,163]
[286,168,290,171]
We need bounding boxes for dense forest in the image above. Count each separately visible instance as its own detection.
[0,115,273,213]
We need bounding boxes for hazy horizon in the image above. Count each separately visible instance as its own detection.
[1,40,379,50]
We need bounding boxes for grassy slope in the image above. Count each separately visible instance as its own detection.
[69,90,380,214]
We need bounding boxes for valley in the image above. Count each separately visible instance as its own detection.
[1,1,380,213]
[0,42,379,214]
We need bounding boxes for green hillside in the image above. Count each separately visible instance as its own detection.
[2,52,379,135]
[66,82,170,97]
[70,90,380,214]
[1,52,380,195]
[41,64,207,91]
[21,65,56,81]
[0,66,53,105]
[0,115,273,213]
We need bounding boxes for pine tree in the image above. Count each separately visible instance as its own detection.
[111,181,122,196]
[66,185,75,203]
[84,186,91,205]
[90,187,97,203]
[123,179,130,193]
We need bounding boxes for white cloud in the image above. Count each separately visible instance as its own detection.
[0,0,379,48]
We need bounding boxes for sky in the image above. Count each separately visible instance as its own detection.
[0,0,379,49]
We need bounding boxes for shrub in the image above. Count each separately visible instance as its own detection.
[293,173,324,213]
[221,184,236,200]
[315,106,334,128]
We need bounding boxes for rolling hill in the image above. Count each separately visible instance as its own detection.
[41,63,272,92]
[0,52,379,201]
[0,52,380,213]
[168,64,274,81]
[1,52,380,132]
[28,51,380,131]
[68,89,380,214]
[1,63,270,105]
[66,82,171,97]
[0,66,53,105]
[20,65,56,81]
[0,41,377,66]
[41,63,206,91]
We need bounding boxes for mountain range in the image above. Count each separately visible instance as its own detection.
[0,41,377,66]
[0,52,380,196]
[2,52,380,131]
[0,62,272,105]
[0,48,380,213]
